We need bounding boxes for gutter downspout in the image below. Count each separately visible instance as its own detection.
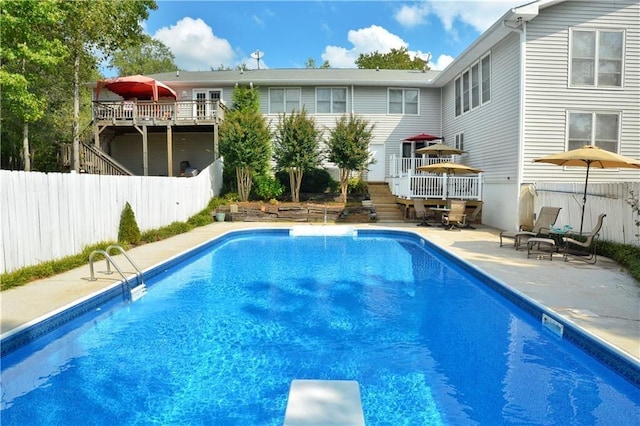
[503,18,527,230]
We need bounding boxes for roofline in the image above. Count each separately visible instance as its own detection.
[431,0,566,86]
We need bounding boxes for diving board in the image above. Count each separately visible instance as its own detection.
[283,380,365,425]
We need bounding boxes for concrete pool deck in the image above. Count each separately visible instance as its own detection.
[1,221,639,364]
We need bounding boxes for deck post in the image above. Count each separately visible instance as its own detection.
[167,125,173,177]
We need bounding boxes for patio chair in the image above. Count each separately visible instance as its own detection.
[442,200,467,230]
[412,198,433,226]
[499,206,561,250]
[563,213,606,264]
[462,203,482,229]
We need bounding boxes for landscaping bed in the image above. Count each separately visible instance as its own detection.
[214,201,376,223]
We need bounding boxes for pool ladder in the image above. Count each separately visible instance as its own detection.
[89,245,146,301]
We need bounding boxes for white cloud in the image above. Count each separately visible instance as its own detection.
[394,4,430,28]
[154,17,236,71]
[432,54,454,71]
[321,25,408,68]
[427,1,523,32]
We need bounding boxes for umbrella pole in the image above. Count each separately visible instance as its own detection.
[579,162,591,235]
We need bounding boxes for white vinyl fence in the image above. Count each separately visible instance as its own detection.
[533,181,640,246]
[1,159,224,274]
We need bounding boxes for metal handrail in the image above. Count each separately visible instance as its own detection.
[88,250,133,300]
[105,244,145,286]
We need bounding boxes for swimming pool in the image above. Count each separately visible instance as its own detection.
[2,228,639,424]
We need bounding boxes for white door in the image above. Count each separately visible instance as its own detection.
[193,90,221,119]
[367,145,386,182]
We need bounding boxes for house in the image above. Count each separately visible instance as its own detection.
[91,0,639,232]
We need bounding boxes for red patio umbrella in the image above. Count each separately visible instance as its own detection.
[403,133,443,142]
[96,75,177,101]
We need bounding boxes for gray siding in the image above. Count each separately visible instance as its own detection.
[523,0,640,182]
[442,32,522,182]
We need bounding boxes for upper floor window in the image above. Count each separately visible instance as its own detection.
[570,29,624,88]
[568,111,620,153]
[481,54,491,103]
[269,88,300,113]
[455,52,491,117]
[317,88,347,113]
[389,88,419,114]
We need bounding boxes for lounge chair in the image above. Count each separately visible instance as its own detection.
[442,200,467,230]
[499,207,561,250]
[412,198,432,227]
[563,213,606,264]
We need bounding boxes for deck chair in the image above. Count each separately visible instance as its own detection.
[412,198,432,226]
[563,213,606,264]
[442,200,467,230]
[499,206,561,250]
[462,204,482,229]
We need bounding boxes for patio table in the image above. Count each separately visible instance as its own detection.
[430,207,450,225]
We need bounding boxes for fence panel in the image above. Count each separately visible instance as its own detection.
[534,181,640,245]
[0,159,223,274]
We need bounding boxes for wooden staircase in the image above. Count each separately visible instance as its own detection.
[367,182,404,222]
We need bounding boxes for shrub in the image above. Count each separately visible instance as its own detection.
[276,168,336,194]
[118,202,141,245]
[347,177,367,194]
[252,174,284,200]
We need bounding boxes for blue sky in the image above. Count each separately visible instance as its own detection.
[138,0,524,72]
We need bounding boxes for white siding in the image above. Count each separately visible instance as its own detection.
[442,32,523,229]
[523,0,640,182]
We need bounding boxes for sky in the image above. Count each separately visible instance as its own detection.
[134,0,525,73]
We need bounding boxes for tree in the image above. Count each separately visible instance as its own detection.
[0,0,67,171]
[219,85,271,201]
[110,35,177,76]
[305,58,331,69]
[326,114,375,203]
[355,47,428,70]
[273,108,323,202]
[59,0,156,172]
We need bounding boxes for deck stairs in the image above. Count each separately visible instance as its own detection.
[367,182,404,222]
[62,141,134,176]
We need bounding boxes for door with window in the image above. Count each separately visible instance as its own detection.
[194,90,221,119]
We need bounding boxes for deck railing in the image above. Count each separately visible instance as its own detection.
[388,154,456,176]
[388,155,482,200]
[92,100,226,123]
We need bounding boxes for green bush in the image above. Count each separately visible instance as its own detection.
[118,202,141,245]
[347,177,368,194]
[596,241,640,281]
[252,174,284,200]
[276,168,336,194]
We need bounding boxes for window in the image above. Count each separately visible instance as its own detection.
[317,88,347,113]
[455,133,464,151]
[455,52,490,117]
[481,54,491,103]
[571,29,623,87]
[269,88,300,113]
[568,111,620,152]
[462,71,470,113]
[471,63,480,109]
[388,88,419,114]
[454,78,461,117]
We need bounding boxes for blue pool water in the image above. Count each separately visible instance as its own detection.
[2,229,639,424]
